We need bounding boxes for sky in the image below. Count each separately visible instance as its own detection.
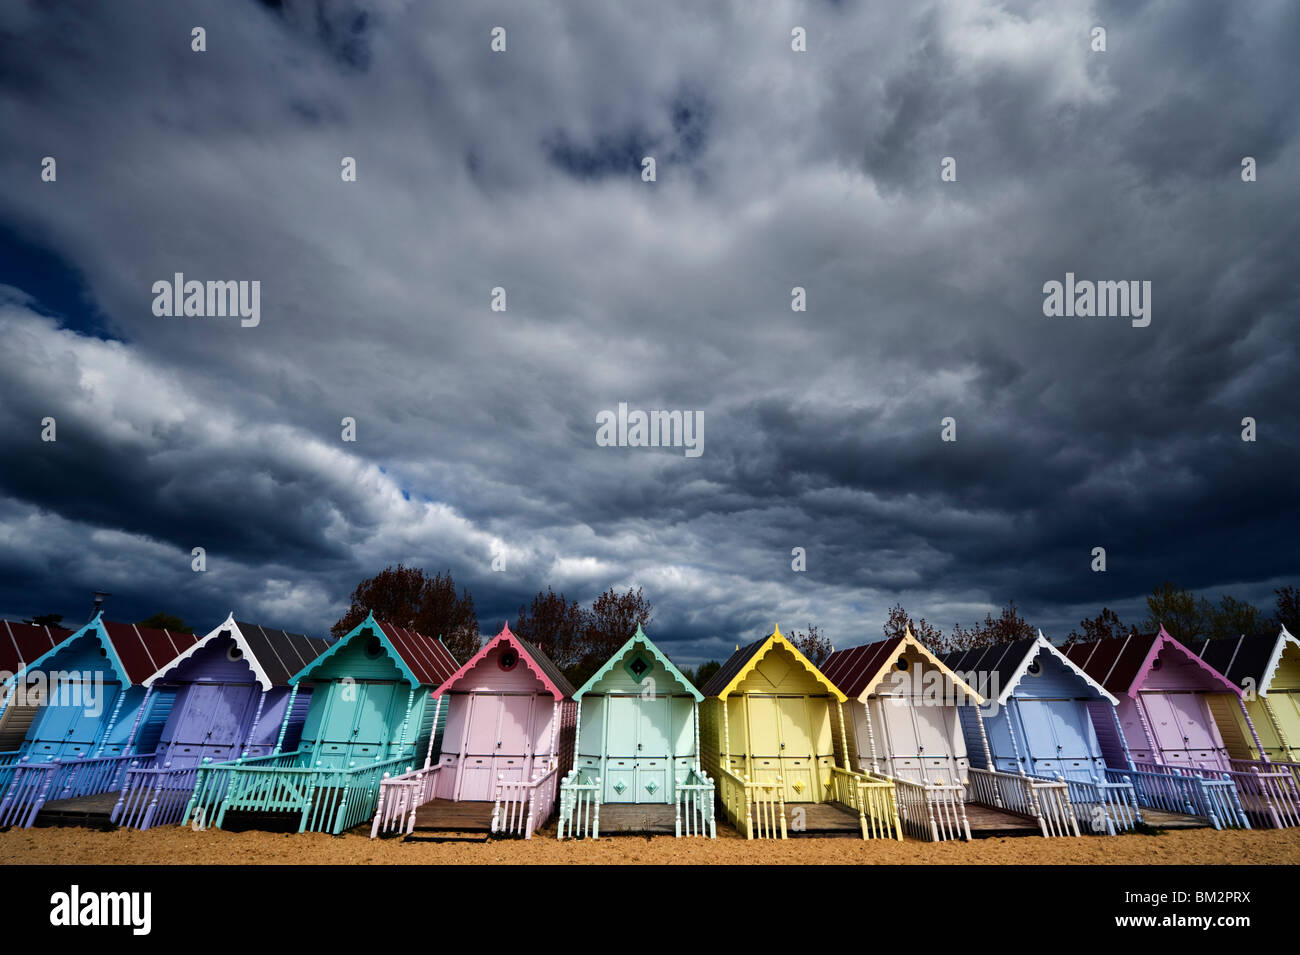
[0,0,1296,665]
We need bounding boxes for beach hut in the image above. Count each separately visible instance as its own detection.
[1190,627,1300,767]
[1065,627,1298,829]
[0,620,70,756]
[939,633,1136,836]
[556,625,714,839]
[0,613,198,827]
[698,625,902,840]
[185,611,458,835]
[370,622,575,840]
[821,629,983,840]
[109,614,331,829]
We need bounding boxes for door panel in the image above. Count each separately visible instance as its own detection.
[777,697,812,757]
[607,696,639,756]
[912,704,952,759]
[530,698,555,758]
[353,683,398,745]
[604,760,637,802]
[882,699,920,758]
[1145,694,1187,752]
[671,697,695,757]
[322,685,359,741]
[747,696,782,757]
[1017,700,1060,761]
[807,698,833,758]
[577,698,604,759]
[497,695,532,756]
[636,758,669,803]
[638,697,671,759]
[458,756,494,800]
[1049,703,1094,760]
[1166,693,1216,750]
[1273,692,1300,749]
[464,695,502,755]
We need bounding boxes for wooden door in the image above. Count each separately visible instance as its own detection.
[636,697,670,803]
[603,696,638,802]
[776,696,814,801]
[1145,693,1192,766]
[1273,691,1300,753]
[32,682,120,759]
[493,695,532,785]
[670,696,695,786]
[1017,699,1060,776]
[911,702,959,784]
[745,695,783,788]
[174,683,255,765]
[458,694,503,800]
[1165,692,1223,768]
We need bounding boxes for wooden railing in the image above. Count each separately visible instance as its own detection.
[0,753,137,828]
[1149,761,1296,830]
[716,766,786,839]
[830,767,903,840]
[1028,776,1082,837]
[675,769,716,838]
[184,750,306,829]
[890,775,971,841]
[369,764,436,838]
[1033,773,1140,834]
[491,764,559,839]
[966,768,1079,837]
[556,769,602,839]
[111,762,206,830]
[0,751,22,794]
[1105,765,1247,829]
[183,749,411,835]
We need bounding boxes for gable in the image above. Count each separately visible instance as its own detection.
[710,628,844,700]
[824,633,982,703]
[436,624,572,699]
[576,628,701,699]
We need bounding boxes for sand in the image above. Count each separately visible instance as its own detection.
[2,823,1298,865]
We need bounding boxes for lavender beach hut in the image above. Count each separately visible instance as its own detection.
[110,613,331,829]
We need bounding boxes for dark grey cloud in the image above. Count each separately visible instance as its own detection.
[0,0,1297,665]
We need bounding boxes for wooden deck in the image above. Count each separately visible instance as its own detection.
[31,791,120,827]
[1138,807,1212,829]
[781,801,865,837]
[963,801,1045,837]
[409,798,496,833]
[581,803,679,835]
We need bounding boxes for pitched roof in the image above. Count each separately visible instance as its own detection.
[289,612,458,688]
[0,620,71,678]
[144,613,334,690]
[1063,626,1239,697]
[701,625,845,701]
[944,632,1117,705]
[1187,631,1293,693]
[15,614,198,687]
[436,623,574,699]
[821,630,982,703]
[573,625,702,700]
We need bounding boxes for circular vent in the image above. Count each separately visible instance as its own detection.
[227,644,244,662]
[499,649,519,671]
[1026,659,1042,677]
[364,635,383,658]
[895,657,909,671]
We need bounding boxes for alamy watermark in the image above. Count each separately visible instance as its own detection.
[1042,273,1150,328]
[595,402,703,457]
[0,669,105,717]
[152,273,260,327]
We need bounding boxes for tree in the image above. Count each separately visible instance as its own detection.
[788,622,833,666]
[138,612,194,634]
[882,603,943,647]
[1199,594,1264,642]
[1141,582,1202,642]
[932,600,1036,653]
[22,613,64,627]
[1274,586,1300,635]
[514,588,586,675]
[687,660,722,689]
[514,585,653,687]
[333,565,480,663]
[1065,607,1132,644]
[572,586,653,686]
